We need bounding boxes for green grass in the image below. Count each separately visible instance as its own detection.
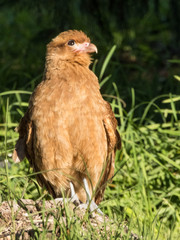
[0,50,180,239]
[0,90,179,239]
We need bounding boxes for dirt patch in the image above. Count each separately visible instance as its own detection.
[0,199,139,239]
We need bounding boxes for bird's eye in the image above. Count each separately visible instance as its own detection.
[68,40,75,46]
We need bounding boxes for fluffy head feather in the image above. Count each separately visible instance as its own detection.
[46,30,97,67]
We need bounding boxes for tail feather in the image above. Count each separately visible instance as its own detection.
[12,137,26,163]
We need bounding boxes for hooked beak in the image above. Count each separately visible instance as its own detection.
[84,43,98,53]
[74,42,98,54]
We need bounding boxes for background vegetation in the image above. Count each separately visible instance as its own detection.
[0,0,180,239]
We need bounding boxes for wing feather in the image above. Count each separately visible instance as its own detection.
[12,108,34,163]
[95,102,121,204]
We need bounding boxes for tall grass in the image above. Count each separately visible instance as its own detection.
[104,88,180,239]
[0,49,180,239]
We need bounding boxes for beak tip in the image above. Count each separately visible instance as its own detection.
[88,43,98,54]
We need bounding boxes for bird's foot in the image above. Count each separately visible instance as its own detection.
[70,193,80,206]
[76,200,103,215]
[76,203,88,211]
[88,200,103,215]
[69,180,103,215]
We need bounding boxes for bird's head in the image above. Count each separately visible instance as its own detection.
[46,30,97,67]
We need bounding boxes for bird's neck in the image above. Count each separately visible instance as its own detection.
[43,56,96,87]
[45,55,92,77]
[73,54,92,67]
[46,52,92,69]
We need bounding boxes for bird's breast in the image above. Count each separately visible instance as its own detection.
[31,67,106,132]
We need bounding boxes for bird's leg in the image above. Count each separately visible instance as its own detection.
[69,180,103,215]
[83,178,103,215]
[69,182,80,205]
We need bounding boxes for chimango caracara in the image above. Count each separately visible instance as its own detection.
[13,30,121,214]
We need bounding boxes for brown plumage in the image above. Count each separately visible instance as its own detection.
[13,30,121,208]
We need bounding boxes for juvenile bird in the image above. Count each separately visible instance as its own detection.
[13,30,121,214]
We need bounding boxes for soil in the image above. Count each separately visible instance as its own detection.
[0,199,139,239]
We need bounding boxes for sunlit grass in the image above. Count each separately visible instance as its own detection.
[0,45,180,238]
[0,86,179,239]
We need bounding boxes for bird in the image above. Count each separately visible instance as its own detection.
[13,30,121,214]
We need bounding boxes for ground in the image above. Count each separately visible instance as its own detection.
[0,198,140,239]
